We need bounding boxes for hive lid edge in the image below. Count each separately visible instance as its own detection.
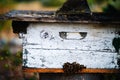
[0,10,120,24]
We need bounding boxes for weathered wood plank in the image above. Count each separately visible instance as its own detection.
[23,49,118,68]
[23,23,118,51]
[23,68,120,73]
[21,23,120,69]
[1,10,120,23]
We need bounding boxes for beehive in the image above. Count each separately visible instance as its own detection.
[1,0,120,74]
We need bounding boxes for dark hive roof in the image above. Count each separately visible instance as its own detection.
[0,0,120,24]
[56,0,91,14]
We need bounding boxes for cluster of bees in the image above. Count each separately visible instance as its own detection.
[63,62,86,74]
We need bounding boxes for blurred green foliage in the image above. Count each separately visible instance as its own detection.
[87,0,120,12]
[14,0,34,3]
[12,56,22,66]
[103,0,120,12]
[12,51,22,66]
[29,76,37,80]
[0,46,22,66]
[0,0,14,8]
[4,63,9,69]
[0,0,119,12]
[0,48,11,59]
[109,0,120,10]
[40,0,65,7]
[0,21,5,31]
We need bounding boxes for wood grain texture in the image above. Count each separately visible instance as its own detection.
[22,23,119,69]
[23,68,120,73]
[1,10,120,23]
[23,49,118,68]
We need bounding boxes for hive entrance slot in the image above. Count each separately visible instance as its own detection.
[59,32,87,40]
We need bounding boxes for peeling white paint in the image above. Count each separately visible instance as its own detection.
[23,49,118,68]
[22,23,120,69]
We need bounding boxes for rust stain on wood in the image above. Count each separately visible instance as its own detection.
[23,68,120,73]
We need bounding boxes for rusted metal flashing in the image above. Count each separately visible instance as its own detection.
[12,21,29,33]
